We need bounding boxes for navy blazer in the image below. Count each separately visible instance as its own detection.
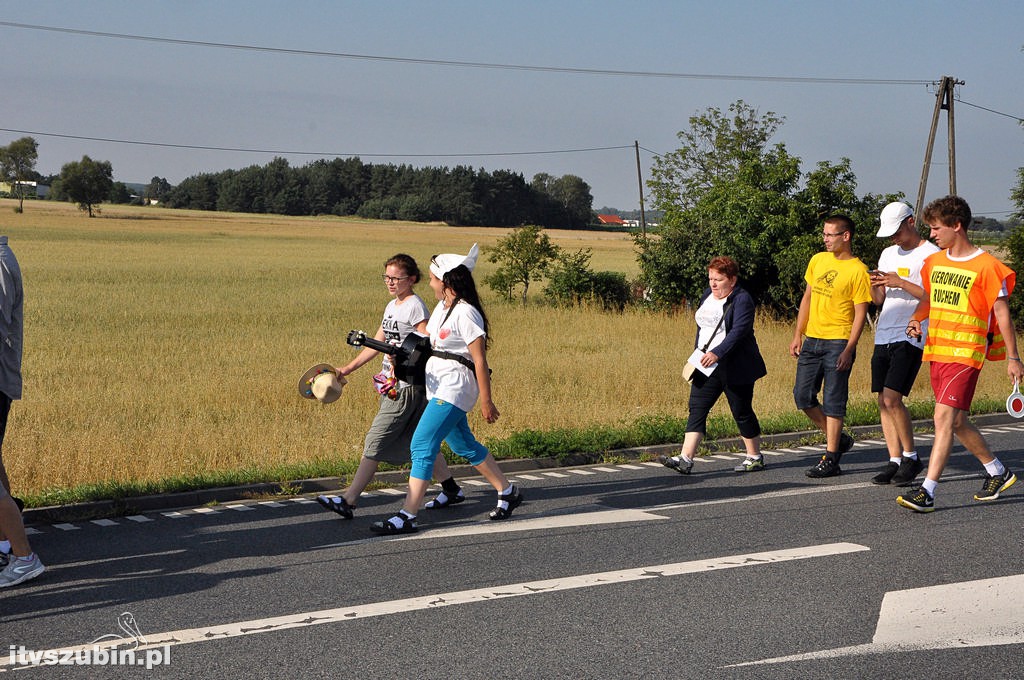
[692,285,767,385]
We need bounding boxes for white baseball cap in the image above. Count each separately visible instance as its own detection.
[877,202,914,237]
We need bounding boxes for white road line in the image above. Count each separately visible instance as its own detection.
[312,508,671,549]
[567,469,596,475]
[591,467,620,473]
[53,523,79,531]
[616,464,645,470]
[191,507,219,515]
[374,488,406,496]
[257,501,285,508]
[90,519,118,527]
[126,515,153,522]
[761,451,783,457]
[224,504,254,511]
[0,542,867,668]
[729,573,1024,666]
[542,471,569,477]
[640,461,663,467]
[462,479,491,486]
[860,439,887,446]
[514,474,544,481]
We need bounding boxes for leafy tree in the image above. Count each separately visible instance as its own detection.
[545,248,631,310]
[484,225,561,304]
[144,176,173,204]
[0,136,39,212]
[639,100,896,315]
[59,155,113,217]
[108,181,132,204]
[1006,167,1024,326]
[531,173,594,229]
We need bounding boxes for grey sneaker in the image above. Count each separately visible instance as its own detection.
[0,553,45,588]
[658,454,693,475]
[734,456,765,472]
[0,551,9,569]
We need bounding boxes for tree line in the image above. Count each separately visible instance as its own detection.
[162,158,596,228]
[2,138,597,229]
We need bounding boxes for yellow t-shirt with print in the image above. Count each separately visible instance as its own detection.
[804,252,872,340]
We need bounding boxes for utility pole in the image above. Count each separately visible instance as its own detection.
[915,75,964,219]
[635,140,647,237]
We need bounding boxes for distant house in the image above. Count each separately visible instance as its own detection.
[0,181,49,199]
[596,214,625,226]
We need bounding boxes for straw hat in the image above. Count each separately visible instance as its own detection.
[298,363,346,404]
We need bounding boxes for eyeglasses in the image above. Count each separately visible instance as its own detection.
[381,275,409,284]
[822,231,847,239]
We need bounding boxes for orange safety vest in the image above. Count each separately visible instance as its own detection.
[916,250,1016,368]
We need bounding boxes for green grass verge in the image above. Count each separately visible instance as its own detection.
[21,397,1008,509]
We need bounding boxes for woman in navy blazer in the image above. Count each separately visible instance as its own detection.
[660,256,768,475]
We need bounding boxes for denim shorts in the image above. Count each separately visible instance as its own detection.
[793,337,854,418]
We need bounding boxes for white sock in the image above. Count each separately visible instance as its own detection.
[903,451,918,460]
[889,457,902,465]
[0,540,10,554]
[984,459,1006,477]
[922,478,938,497]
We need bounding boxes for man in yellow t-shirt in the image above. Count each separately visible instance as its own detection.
[790,214,872,478]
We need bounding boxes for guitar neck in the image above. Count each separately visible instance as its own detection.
[355,336,399,355]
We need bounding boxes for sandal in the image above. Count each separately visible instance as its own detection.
[488,486,523,521]
[424,488,465,509]
[369,512,418,535]
[316,495,354,520]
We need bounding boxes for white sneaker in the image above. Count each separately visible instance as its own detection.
[0,553,45,588]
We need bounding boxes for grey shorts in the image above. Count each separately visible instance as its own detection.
[363,385,427,465]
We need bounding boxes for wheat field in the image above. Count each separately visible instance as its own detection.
[0,199,1016,496]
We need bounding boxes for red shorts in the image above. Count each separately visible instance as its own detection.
[930,361,981,410]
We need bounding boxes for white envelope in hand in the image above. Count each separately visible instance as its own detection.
[686,348,718,377]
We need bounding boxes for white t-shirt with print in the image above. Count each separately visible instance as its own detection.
[380,294,430,388]
[875,240,940,346]
[425,300,486,412]
[694,295,728,352]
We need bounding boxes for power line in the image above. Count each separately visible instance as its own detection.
[956,98,1024,124]
[0,21,931,85]
[0,126,631,158]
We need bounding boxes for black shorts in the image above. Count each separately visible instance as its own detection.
[870,342,924,396]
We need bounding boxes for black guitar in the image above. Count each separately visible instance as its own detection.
[346,330,431,385]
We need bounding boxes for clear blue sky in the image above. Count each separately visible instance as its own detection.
[2,1,1022,216]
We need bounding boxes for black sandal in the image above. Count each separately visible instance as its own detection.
[424,488,465,509]
[489,486,523,521]
[316,495,354,520]
[369,513,418,535]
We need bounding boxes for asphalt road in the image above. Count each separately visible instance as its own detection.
[3,421,1023,679]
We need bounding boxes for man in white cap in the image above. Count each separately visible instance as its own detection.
[867,201,939,485]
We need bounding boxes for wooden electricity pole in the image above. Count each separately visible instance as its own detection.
[635,140,647,237]
[915,75,964,219]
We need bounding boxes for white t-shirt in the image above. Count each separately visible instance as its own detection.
[694,295,728,352]
[424,300,486,412]
[380,294,430,388]
[875,240,940,346]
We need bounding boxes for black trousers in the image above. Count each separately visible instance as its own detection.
[685,370,761,439]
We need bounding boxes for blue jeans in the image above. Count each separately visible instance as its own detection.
[793,337,853,418]
[409,398,489,481]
